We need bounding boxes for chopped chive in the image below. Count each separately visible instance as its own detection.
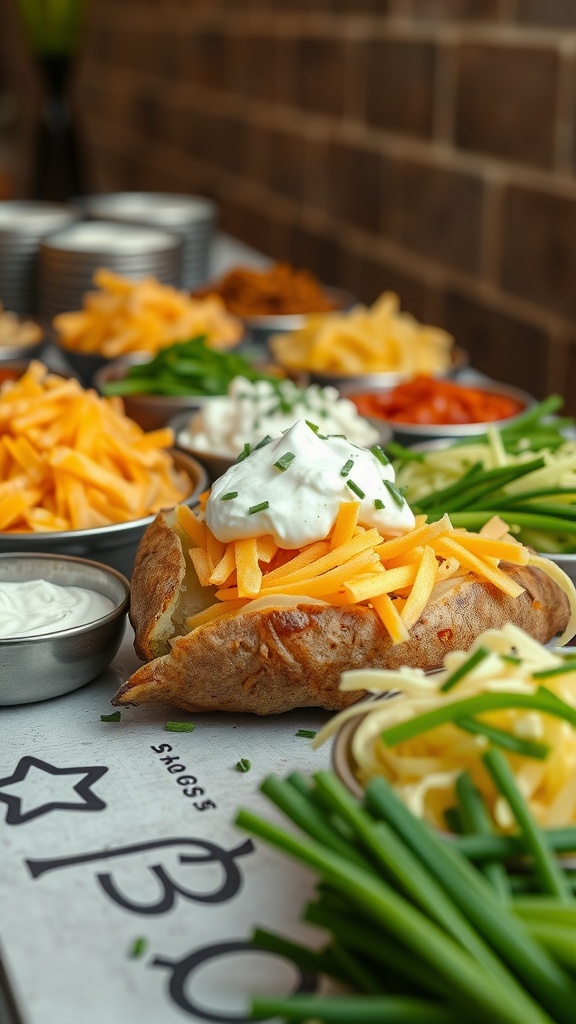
[101,711,121,722]
[296,729,317,738]
[254,434,274,450]
[456,717,551,760]
[236,442,251,463]
[374,498,385,510]
[306,420,319,433]
[220,491,238,501]
[274,452,295,472]
[235,758,251,772]
[328,433,346,438]
[501,654,522,666]
[532,664,576,680]
[248,500,270,515]
[371,445,391,467]
[440,647,490,692]
[346,479,366,500]
[383,480,405,508]
[165,721,195,732]
[129,937,148,958]
[340,459,354,477]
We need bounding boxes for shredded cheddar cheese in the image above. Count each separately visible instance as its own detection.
[176,500,576,644]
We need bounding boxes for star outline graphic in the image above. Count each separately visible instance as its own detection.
[0,756,108,825]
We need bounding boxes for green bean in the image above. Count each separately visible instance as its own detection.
[482,750,572,903]
[249,995,463,1023]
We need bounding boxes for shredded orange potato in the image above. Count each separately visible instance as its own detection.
[53,268,243,357]
[0,361,190,532]
[178,503,553,641]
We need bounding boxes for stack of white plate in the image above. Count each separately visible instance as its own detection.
[0,201,80,315]
[81,192,217,289]
[38,220,184,323]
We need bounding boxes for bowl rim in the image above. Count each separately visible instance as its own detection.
[276,344,469,386]
[0,449,208,543]
[344,378,535,437]
[239,287,356,329]
[0,551,130,645]
[93,354,213,409]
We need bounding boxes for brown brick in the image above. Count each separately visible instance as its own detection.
[359,39,436,138]
[267,130,309,203]
[179,30,228,91]
[562,344,576,415]
[412,0,500,16]
[518,0,576,27]
[440,292,550,397]
[500,185,576,319]
[455,44,559,167]
[398,160,484,274]
[234,36,281,103]
[327,0,391,10]
[288,225,341,286]
[339,251,429,318]
[295,38,348,117]
[322,141,384,234]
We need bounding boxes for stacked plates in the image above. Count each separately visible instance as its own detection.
[0,201,80,315]
[39,220,184,323]
[81,192,217,289]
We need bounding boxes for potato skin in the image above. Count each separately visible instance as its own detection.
[129,509,186,661]
[115,561,570,715]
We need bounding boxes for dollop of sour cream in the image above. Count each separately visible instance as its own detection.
[206,419,415,548]
[0,579,116,639]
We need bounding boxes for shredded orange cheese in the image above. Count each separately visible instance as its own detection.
[180,501,538,641]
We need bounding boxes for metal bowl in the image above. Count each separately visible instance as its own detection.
[242,288,355,350]
[303,345,469,393]
[0,552,130,705]
[93,355,211,431]
[0,450,208,579]
[52,340,111,388]
[345,379,534,446]
[169,409,236,481]
[0,315,44,363]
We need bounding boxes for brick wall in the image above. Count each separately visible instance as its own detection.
[3,0,576,407]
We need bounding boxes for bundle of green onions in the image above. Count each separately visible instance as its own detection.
[100,336,278,398]
[237,763,576,1023]
[392,397,576,553]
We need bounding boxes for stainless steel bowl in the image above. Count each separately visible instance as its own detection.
[52,340,111,388]
[169,409,236,481]
[0,314,44,363]
[240,287,355,351]
[94,355,211,431]
[304,345,469,392]
[0,450,208,579]
[0,552,130,705]
[344,379,534,446]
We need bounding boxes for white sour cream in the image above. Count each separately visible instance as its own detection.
[0,579,116,639]
[179,376,380,456]
[206,419,415,548]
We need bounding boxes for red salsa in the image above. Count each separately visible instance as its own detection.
[351,376,525,425]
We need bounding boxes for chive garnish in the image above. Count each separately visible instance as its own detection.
[532,663,576,680]
[501,654,522,665]
[346,479,365,499]
[249,500,270,515]
[441,647,490,692]
[129,937,148,958]
[371,445,390,467]
[101,711,121,722]
[235,758,251,772]
[220,491,238,501]
[383,480,405,508]
[165,721,195,732]
[456,717,551,760]
[306,420,319,433]
[274,452,295,472]
[296,729,317,738]
[340,459,354,477]
[374,498,385,510]
[236,442,251,463]
[254,435,274,450]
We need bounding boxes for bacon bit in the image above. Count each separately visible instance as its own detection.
[437,628,454,642]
